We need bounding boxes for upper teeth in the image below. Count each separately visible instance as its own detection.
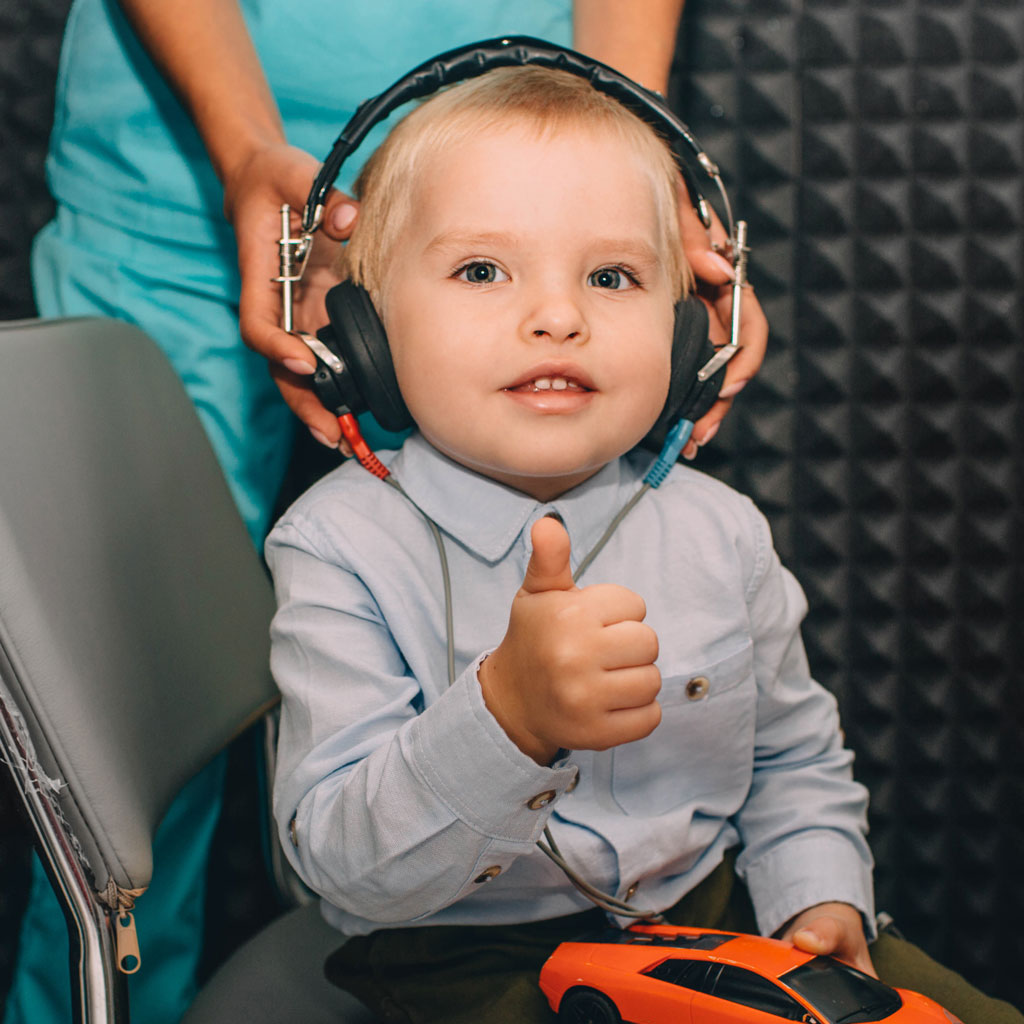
[534,377,571,391]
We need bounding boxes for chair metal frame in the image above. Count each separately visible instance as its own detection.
[0,681,127,1021]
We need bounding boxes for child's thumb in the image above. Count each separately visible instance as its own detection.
[521,516,575,594]
[793,919,840,958]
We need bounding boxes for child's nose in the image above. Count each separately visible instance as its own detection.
[520,287,589,345]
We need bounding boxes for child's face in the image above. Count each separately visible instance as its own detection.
[381,121,676,500]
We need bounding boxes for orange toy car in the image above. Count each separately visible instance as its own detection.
[539,924,962,1023]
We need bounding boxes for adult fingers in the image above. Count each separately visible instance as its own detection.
[270,363,342,443]
[686,283,770,453]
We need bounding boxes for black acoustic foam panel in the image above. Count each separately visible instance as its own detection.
[672,1,1022,1007]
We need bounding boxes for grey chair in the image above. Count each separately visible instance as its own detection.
[0,318,372,1023]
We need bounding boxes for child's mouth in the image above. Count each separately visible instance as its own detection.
[510,376,589,393]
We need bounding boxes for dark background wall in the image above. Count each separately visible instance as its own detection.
[1,0,1021,1012]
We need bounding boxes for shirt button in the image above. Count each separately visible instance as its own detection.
[474,866,502,884]
[288,815,299,848]
[686,676,710,700]
[566,769,581,793]
[527,790,557,810]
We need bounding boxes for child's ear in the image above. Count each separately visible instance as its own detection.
[639,298,723,452]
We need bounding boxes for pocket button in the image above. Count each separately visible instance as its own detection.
[685,676,710,701]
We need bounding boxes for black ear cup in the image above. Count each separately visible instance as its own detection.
[640,296,724,452]
[314,280,413,433]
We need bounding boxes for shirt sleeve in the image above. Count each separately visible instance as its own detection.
[267,516,578,925]
[731,504,876,941]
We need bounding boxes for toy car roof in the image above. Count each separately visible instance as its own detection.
[569,927,737,951]
[556,924,816,980]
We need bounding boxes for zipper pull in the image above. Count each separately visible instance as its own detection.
[114,909,141,974]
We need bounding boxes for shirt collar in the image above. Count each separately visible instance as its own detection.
[390,433,649,567]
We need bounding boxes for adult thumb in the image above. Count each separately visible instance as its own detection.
[320,189,359,240]
[521,516,575,594]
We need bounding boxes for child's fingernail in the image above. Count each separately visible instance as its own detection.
[284,357,316,375]
[795,929,826,950]
[332,204,357,232]
[708,251,736,279]
[683,440,698,461]
[718,378,749,399]
[697,421,720,447]
[309,428,338,449]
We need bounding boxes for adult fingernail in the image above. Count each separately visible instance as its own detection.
[708,251,735,279]
[718,378,749,399]
[697,421,720,447]
[332,204,357,232]
[284,357,316,375]
[310,428,338,449]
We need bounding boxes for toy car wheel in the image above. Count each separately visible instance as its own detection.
[558,987,622,1024]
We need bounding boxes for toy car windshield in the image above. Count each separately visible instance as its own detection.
[782,956,903,1023]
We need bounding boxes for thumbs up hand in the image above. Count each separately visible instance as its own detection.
[478,516,662,765]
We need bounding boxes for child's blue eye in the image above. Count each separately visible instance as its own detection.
[588,267,635,290]
[456,261,507,284]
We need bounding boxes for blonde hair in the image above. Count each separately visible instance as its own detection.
[339,65,693,304]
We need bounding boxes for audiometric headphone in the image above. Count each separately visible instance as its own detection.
[279,35,748,459]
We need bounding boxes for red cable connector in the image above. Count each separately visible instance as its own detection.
[337,413,390,480]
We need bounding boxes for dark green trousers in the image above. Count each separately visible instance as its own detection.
[326,857,1022,1024]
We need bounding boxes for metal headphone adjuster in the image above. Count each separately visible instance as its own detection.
[697,219,749,382]
[274,204,318,332]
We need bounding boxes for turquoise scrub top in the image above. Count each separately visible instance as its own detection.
[48,0,573,246]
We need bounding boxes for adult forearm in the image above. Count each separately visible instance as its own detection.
[573,0,685,94]
[117,0,284,185]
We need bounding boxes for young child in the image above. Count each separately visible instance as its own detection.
[266,66,1020,1023]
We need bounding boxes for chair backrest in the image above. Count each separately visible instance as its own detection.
[0,317,279,1018]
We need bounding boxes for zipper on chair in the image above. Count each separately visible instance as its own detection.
[100,879,146,974]
[114,909,141,974]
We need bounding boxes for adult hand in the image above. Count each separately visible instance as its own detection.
[678,189,770,460]
[224,142,359,446]
[478,516,662,765]
[780,901,876,977]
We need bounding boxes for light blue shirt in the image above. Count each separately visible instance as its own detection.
[267,434,874,938]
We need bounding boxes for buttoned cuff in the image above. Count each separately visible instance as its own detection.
[741,831,877,941]
[404,652,579,844]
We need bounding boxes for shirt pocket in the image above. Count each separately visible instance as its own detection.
[609,643,755,817]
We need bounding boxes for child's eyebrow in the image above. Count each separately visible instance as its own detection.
[424,231,661,266]
[423,230,520,255]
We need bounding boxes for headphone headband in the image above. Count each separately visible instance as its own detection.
[302,35,730,236]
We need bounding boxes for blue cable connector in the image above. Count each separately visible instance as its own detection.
[643,418,694,489]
